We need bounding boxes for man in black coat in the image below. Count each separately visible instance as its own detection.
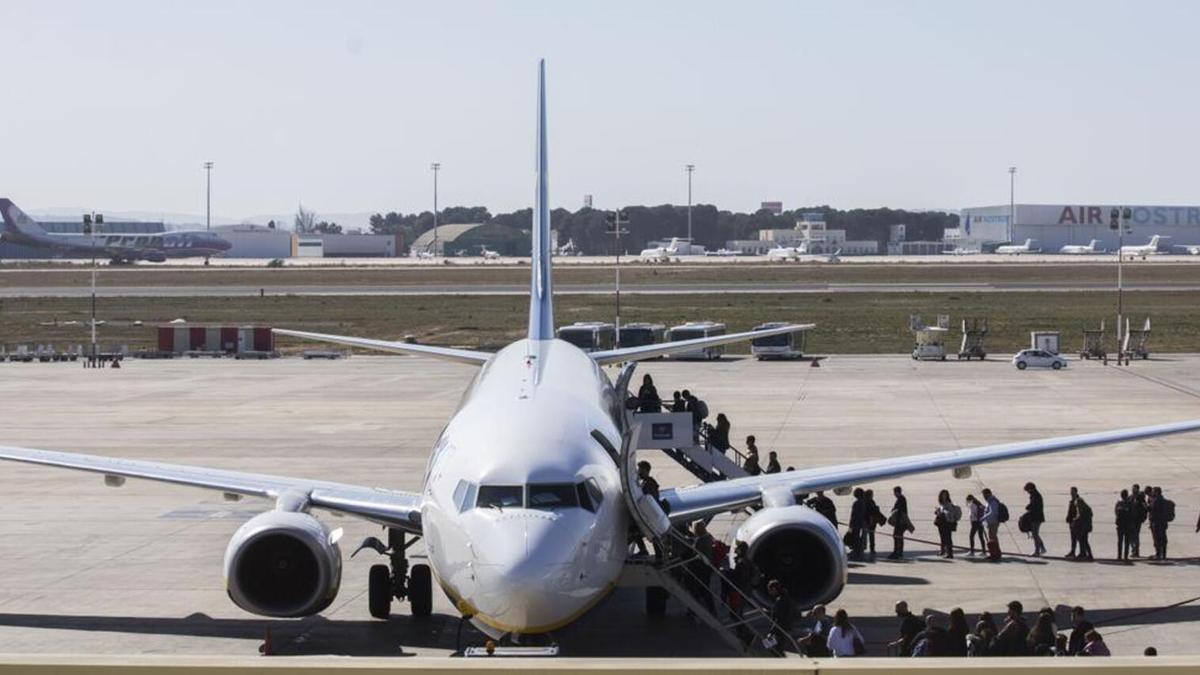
[888,486,909,560]
[1065,487,1080,559]
[1149,486,1170,560]
[1130,484,1147,557]
[807,491,838,529]
[1023,482,1046,557]
[848,488,866,560]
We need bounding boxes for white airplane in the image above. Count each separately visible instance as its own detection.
[479,246,501,260]
[1119,235,1164,259]
[3,62,1200,647]
[1182,244,1200,256]
[556,238,580,256]
[995,239,1039,254]
[638,237,683,262]
[766,241,809,261]
[1059,240,1103,255]
[943,247,981,256]
[410,246,434,259]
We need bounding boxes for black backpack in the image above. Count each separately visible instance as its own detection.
[1163,499,1176,522]
[997,502,1010,523]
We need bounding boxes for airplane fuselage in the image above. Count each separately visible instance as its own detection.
[4,229,231,261]
[419,339,628,636]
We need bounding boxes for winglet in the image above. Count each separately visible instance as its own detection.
[528,59,555,341]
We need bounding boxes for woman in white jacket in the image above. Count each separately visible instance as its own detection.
[826,608,866,657]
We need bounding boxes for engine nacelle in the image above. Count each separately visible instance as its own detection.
[223,511,342,618]
[736,504,847,608]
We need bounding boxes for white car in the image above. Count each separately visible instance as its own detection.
[1012,349,1068,370]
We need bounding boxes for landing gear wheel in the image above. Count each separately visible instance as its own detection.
[369,564,392,619]
[409,563,433,617]
[646,586,668,616]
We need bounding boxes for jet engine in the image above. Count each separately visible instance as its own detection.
[223,510,342,618]
[735,504,847,608]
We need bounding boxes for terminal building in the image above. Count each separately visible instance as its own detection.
[947,204,1200,252]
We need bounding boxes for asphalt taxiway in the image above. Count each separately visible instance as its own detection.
[1,355,1198,657]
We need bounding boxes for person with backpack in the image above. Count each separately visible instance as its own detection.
[934,489,960,558]
[981,488,1005,561]
[1115,489,1134,562]
[1149,486,1174,560]
[1069,488,1094,561]
[1023,482,1047,557]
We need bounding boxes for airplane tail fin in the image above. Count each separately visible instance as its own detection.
[0,199,47,239]
[528,59,554,341]
[1149,235,1161,247]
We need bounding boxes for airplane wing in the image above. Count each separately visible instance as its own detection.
[274,328,492,366]
[591,323,815,366]
[660,419,1200,522]
[0,445,424,532]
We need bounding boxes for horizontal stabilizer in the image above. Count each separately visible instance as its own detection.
[590,323,815,365]
[273,329,491,366]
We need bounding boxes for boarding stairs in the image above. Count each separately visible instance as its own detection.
[612,367,797,656]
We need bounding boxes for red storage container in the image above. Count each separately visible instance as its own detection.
[189,326,206,350]
[157,326,174,352]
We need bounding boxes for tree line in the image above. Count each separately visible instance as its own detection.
[367,205,959,254]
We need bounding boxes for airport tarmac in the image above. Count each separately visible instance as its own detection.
[1,355,1199,658]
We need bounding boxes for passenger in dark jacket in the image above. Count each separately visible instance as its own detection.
[1070,489,1094,561]
[911,615,951,656]
[670,390,686,412]
[888,601,923,657]
[1130,484,1147,557]
[994,601,1029,656]
[766,579,794,656]
[864,489,881,556]
[708,413,731,453]
[1065,487,1080,558]
[765,451,782,474]
[1149,486,1170,560]
[848,488,867,560]
[1067,606,1093,655]
[1115,489,1134,561]
[1023,482,1046,557]
[888,486,909,559]
[947,608,970,657]
[636,374,661,413]
[807,491,838,529]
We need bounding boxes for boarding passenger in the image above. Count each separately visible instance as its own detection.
[807,491,838,529]
[1115,489,1134,562]
[803,604,832,657]
[765,451,782,474]
[690,521,715,611]
[848,488,867,560]
[1067,606,1093,655]
[1082,630,1111,656]
[1023,482,1047,557]
[826,608,865,657]
[910,614,950,657]
[1149,486,1173,560]
[934,489,958,559]
[994,601,1029,656]
[965,494,985,557]
[981,488,1003,561]
[888,486,910,560]
[743,447,762,476]
[670,390,685,412]
[966,620,995,657]
[864,489,882,557]
[765,579,794,655]
[1065,487,1080,558]
[631,461,661,557]
[636,374,662,413]
[708,413,731,453]
[946,608,969,657]
[1026,612,1056,655]
[888,600,923,657]
[1070,489,1094,561]
[1130,484,1147,557]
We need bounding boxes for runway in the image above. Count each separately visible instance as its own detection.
[4,281,1200,298]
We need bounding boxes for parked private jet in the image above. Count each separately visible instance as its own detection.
[1120,235,1165,259]
[639,237,683,262]
[1059,240,1102,254]
[0,200,231,263]
[995,239,1039,254]
[479,245,501,260]
[3,62,1200,647]
[943,247,981,256]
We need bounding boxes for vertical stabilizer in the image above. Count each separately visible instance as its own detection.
[528,60,555,341]
[0,199,48,239]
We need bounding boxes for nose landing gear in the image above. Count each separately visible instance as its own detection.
[352,528,431,619]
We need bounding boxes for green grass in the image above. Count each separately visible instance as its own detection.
[2,292,1196,354]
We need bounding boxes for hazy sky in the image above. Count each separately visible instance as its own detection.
[3,1,1198,220]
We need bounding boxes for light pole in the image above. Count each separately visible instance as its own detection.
[1008,166,1017,243]
[204,161,214,232]
[685,164,695,249]
[607,210,629,343]
[83,212,103,367]
[431,162,441,257]
[1111,206,1132,364]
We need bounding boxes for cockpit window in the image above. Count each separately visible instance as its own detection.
[527,483,579,510]
[476,485,523,509]
[577,478,604,513]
